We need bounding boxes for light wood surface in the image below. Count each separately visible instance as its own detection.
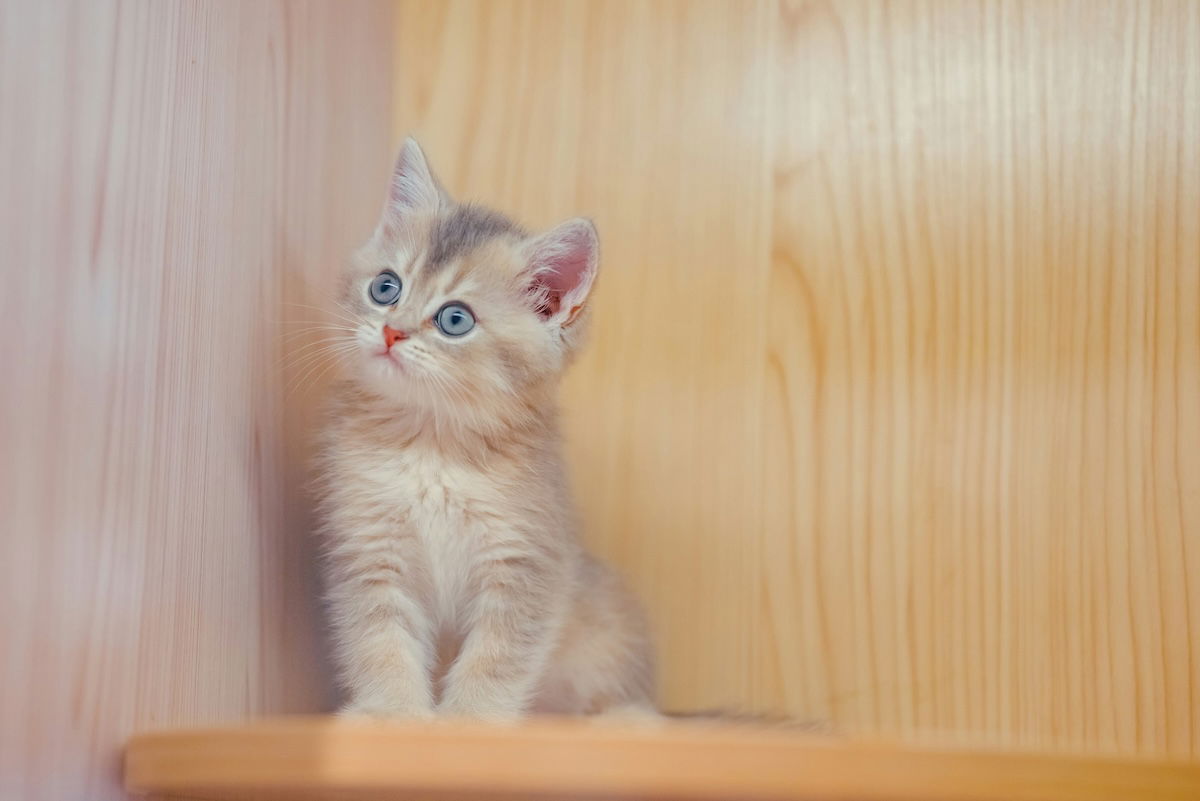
[0,3,392,800]
[124,716,1200,801]
[396,0,1200,756]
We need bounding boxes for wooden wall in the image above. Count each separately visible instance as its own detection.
[0,2,392,799]
[395,0,1200,756]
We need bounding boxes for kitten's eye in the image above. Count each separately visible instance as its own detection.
[434,302,476,337]
[368,270,402,305]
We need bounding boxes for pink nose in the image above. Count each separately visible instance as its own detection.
[382,325,408,349]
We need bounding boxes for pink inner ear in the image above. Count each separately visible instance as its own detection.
[530,226,595,318]
[543,247,590,293]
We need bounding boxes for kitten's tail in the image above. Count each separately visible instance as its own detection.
[663,709,835,733]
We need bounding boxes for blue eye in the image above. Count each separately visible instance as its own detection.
[368,270,402,305]
[434,303,475,337]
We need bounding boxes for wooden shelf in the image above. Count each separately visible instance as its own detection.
[125,716,1200,801]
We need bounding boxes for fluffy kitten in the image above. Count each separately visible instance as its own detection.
[316,139,655,720]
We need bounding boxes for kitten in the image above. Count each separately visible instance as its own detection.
[315,139,656,721]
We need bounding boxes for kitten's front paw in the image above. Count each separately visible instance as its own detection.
[339,699,435,722]
[438,693,524,723]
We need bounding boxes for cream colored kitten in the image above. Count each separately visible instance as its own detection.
[316,139,655,720]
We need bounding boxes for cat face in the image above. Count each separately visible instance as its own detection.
[341,139,598,421]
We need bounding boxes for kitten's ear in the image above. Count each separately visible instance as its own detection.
[379,137,443,235]
[522,218,599,326]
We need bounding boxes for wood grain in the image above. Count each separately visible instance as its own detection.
[395,0,1200,756]
[123,717,1200,801]
[0,3,392,800]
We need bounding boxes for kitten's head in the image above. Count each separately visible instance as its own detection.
[341,138,598,424]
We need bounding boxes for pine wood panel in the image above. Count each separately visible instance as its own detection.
[123,717,1200,801]
[0,3,393,799]
[395,0,1200,756]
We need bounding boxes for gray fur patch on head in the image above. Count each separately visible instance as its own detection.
[427,204,525,271]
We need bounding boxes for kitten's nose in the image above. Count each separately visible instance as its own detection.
[382,325,408,349]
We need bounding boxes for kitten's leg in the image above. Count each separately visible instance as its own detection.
[533,556,656,716]
[327,531,435,719]
[439,552,567,721]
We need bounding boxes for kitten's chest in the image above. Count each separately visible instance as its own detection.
[396,452,481,536]
[356,446,503,614]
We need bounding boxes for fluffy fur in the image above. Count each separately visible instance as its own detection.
[315,139,655,720]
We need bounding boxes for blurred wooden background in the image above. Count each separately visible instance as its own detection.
[0,2,392,799]
[395,0,1200,756]
[3,5,1198,800]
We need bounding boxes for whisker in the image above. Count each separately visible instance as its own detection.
[283,301,362,327]
[280,339,356,371]
[427,366,475,416]
[278,330,357,348]
[284,336,357,363]
[277,330,358,348]
[282,340,358,374]
[286,343,357,397]
[283,300,353,314]
[286,344,357,399]
[276,319,359,329]
[276,330,355,350]
[294,357,348,401]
